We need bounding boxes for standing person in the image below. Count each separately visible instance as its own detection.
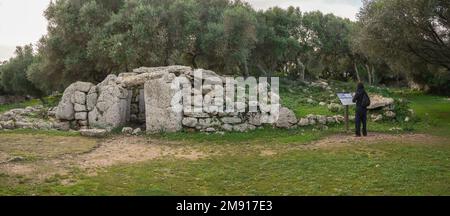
[352,83,370,137]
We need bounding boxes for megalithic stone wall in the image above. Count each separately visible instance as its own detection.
[55,65,302,133]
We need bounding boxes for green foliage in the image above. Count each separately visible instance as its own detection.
[0,95,61,114]
[0,45,43,97]
[24,0,363,92]
[354,0,450,94]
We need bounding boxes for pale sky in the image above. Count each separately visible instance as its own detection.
[0,0,362,61]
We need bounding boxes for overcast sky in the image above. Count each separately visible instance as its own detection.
[0,0,363,61]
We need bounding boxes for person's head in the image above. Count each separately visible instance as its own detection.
[357,82,365,90]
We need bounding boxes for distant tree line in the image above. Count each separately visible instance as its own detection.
[0,0,448,96]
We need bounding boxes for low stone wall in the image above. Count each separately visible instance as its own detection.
[0,106,70,131]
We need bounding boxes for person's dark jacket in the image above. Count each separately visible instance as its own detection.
[353,84,367,108]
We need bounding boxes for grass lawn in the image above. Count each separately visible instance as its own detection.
[0,92,449,195]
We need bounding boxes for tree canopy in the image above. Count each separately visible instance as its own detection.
[0,0,448,95]
[354,0,450,93]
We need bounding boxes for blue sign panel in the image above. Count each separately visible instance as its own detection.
[337,93,355,106]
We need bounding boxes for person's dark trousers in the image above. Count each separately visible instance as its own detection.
[355,106,367,136]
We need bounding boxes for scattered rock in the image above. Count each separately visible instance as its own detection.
[389,127,403,132]
[298,118,309,127]
[132,128,142,135]
[326,117,336,124]
[367,95,394,110]
[328,103,342,113]
[53,121,71,131]
[80,129,108,137]
[384,111,396,119]
[371,114,383,122]
[1,120,15,129]
[317,115,327,125]
[122,127,133,134]
[15,121,33,129]
[8,156,25,163]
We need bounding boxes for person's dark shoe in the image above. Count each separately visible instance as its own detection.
[363,133,368,137]
[355,134,361,137]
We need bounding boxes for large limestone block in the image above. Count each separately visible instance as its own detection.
[72,81,95,93]
[144,78,182,133]
[86,86,98,111]
[75,112,87,120]
[367,95,394,110]
[275,107,298,129]
[56,84,76,120]
[133,65,192,75]
[88,83,129,129]
[71,91,86,104]
[118,72,167,88]
[74,104,87,112]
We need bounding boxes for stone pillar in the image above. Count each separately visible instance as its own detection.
[144,77,182,133]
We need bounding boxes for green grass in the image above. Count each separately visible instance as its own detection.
[0,133,98,161]
[150,126,332,145]
[406,94,450,136]
[2,138,448,196]
[0,95,61,113]
[0,128,80,137]
[0,99,41,113]
[0,84,449,196]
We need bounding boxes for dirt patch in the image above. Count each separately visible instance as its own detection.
[76,136,206,170]
[0,152,10,163]
[303,133,446,150]
[0,135,207,180]
[0,134,98,160]
[260,150,277,157]
[255,133,447,157]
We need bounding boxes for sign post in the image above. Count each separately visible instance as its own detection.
[336,93,355,133]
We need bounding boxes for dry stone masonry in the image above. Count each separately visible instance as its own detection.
[53,66,295,133]
[46,65,351,134]
[1,66,401,134]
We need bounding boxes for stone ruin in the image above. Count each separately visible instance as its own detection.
[0,65,401,134]
[55,65,299,134]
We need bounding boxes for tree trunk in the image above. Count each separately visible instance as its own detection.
[243,61,249,78]
[257,64,270,77]
[371,65,376,85]
[365,64,372,85]
[297,60,305,82]
[354,63,361,82]
[192,54,198,69]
